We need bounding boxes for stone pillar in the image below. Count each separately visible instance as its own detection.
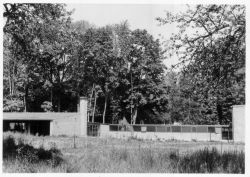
[80,97,88,137]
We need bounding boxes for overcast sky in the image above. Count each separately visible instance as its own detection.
[66,4,188,68]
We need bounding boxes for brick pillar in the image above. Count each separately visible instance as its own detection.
[80,97,88,137]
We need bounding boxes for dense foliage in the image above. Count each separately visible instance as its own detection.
[3,4,245,125]
[3,4,167,124]
[157,5,245,124]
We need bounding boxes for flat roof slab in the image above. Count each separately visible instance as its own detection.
[3,113,80,121]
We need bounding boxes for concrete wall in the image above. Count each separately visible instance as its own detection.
[232,105,245,142]
[46,97,88,136]
[50,113,80,136]
[99,125,223,141]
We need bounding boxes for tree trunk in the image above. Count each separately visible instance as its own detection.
[88,84,95,122]
[103,94,108,124]
[12,60,16,95]
[217,102,223,124]
[8,72,12,96]
[24,83,28,112]
[132,107,138,125]
[24,66,29,112]
[92,87,97,123]
[188,96,190,121]
[58,90,61,112]
[12,78,15,95]
[8,60,13,95]
[87,105,89,122]
[50,87,53,102]
[50,67,54,111]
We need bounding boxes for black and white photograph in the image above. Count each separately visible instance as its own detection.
[1,0,247,174]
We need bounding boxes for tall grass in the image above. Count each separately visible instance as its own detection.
[3,132,245,173]
[175,147,244,173]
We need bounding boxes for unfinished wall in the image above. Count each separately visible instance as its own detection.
[232,105,245,142]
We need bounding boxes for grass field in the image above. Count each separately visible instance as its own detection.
[3,132,245,173]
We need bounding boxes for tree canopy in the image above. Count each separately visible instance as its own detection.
[3,4,245,125]
[3,3,168,125]
[157,5,245,124]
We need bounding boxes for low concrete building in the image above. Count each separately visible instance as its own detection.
[3,97,87,137]
[3,102,245,142]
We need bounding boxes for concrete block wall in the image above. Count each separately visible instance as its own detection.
[50,97,88,137]
[50,113,80,136]
[99,125,223,141]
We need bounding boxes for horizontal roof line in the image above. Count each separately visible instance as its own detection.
[3,113,80,120]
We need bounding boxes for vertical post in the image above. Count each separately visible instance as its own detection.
[50,121,53,136]
[73,117,76,148]
[73,134,76,148]
[80,97,88,137]
[221,141,223,154]
[27,122,31,134]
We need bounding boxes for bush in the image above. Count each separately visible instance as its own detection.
[3,135,17,158]
[3,135,63,166]
[3,97,24,112]
[41,101,53,112]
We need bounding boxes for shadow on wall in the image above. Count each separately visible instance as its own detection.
[3,120,51,136]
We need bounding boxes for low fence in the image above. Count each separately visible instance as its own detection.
[100,124,230,141]
[109,124,222,133]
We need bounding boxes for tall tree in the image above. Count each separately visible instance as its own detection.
[3,3,75,112]
[127,29,168,124]
[157,5,245,124]
[106,29,168,124]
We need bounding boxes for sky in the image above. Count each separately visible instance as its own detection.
[66,4,188,68]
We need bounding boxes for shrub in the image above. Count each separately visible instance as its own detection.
[3,97,24,112]
[3,135,63,167]
[41,101,53,112]
[17,144,39,163]
[3,135,17,158]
